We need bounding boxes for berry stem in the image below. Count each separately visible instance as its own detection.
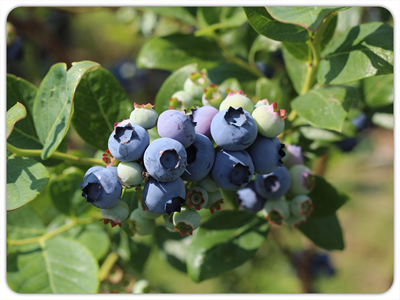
[7,143,104,167]
[99,251,119,282]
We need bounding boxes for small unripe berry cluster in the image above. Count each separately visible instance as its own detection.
[80,70,312,236]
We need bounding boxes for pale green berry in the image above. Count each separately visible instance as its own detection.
[100,201,130,227]
[202,84,226,108]
[132,279,150,293]
[290,194,315,218]
[163,214,176,232]
[138,206,160,220]
[169,90,194,111]
[197,174,219,193]
[219,92,254,113]
[186,186,208,210]
[289,165,315,195]
[183,71,211,99]
[129,103,158,129]
[252,102,286,138]
[126,208,156,235]
[117,161,144,187]
[262,198,290,225]
[172,207,201,236]
[205,189,224,214]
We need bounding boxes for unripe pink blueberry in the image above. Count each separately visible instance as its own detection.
[252,101,286,138]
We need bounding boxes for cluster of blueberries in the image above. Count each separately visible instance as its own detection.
[80,70,316,236]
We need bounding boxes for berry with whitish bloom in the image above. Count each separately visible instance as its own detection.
[290,194,315,218]
[126,208,156,235]
[262,198,290,225]
[106,165,118,177]
[80,166,122,209]
[186,186,208,210]
[255,166,291,200]
[129,103,158,129]
[157,109,196,148]
[117,161,144,187]
[183,70,211,99]
[247,136,285,175]
[282,144,304,168]
[202,84,226,108]
[190,105,219,139]
[143,137,187,182]
[100,200,129,228]
[197,174,219,193]
[142,177,186,215]
[181,133,215,182]
[169,90,194,111]
[108,120,149,162]
[252,101,286,138]
[173,207,201,236]
[237,180,266,213]
[206,189,224,214]
[211,107,258,151]
[211,149,255,191]
[219,91,254,113]
[289,164,316,195]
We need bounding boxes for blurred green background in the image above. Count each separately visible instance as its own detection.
[6,6,393,293]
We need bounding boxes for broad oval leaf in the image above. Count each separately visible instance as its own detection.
[243,7,310,43]
[7,102,26,139]
[255,77,285,109]
[282,45,309,95]
[7,156,49,211]
[266,7,342,32]
[137,33,224,72]
[33,61,100,159]
[72,66,133,150]
[310,175,350,218]
[298,213,344,250]
[291,85,357,131]
[7,237,99,293]
[154,64,198,115]
[187,210,269,282]
[362,73,393,108]
[318,22,393,85]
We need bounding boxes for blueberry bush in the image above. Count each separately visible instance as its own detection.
[6,6,393,293]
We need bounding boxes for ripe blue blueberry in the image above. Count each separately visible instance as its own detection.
[142,177,186,215]
[211,149,255,190]
[157,109,196,148]
[210,107,258,151]
[144,137,187,182]
[247,135,285,174]
[181,133,215,182]
[255,166,291,199]
[190,105,219,139]
[237,180,266,213]
[80,166,122,209]
[108,120,149,162]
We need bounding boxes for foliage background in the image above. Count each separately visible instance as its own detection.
[5,6,394,294]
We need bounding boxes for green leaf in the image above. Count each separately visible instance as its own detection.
[243,7,310,43]
[319,13,338,52]
[7,74,42,150]
[33,61,100,159]
[255,77,285,108]
[7,237,99,293]
[49,167,88,216]
[318,22,393,85]
[298,213,344,250]
[129,236,153,273]
[266,7,341,32]
[291,86,357,131]
[362,74,393,108]
[140,7,197,26]
[248,35,281,65]
[154,226,189,273]
[310,176,350,218]
[7,156,49,211]
[74,224,110,261]
[220,189,239,209]
[282,46,309,95]
[281,42,309,61]
[72,66,133,150]
[7,102,26,139]
[154,64,198,115]
[187,210,269,282]
[137,33,224,72]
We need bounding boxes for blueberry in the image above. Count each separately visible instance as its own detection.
[108,120,149,162]
[183,70,211,99]
[80,166,122,209]
[247,135,285,174]
[181,133,215,182]
[144,137,187,182]
[157,110,196,148]
[186,186,208,210]
[289,165,315,195]
[290,194,315,218]
[100,200,129,227]
[129,103,158,130]
[206,190,224,214]
[201,84,226,108]
[172,207,201,236]
[255,166,291,199]
[282,144,304,168]
[211,149,255,190]
[117,161,144,187]
[190,106,219,139]
[211,107,258,151]
[262,198,290,225]
[219,91,254,113]
[126,208,156,235]
[142,177,186,215]
[237,180,266,213]
[169,90,194,111]
[252,101,286,138]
